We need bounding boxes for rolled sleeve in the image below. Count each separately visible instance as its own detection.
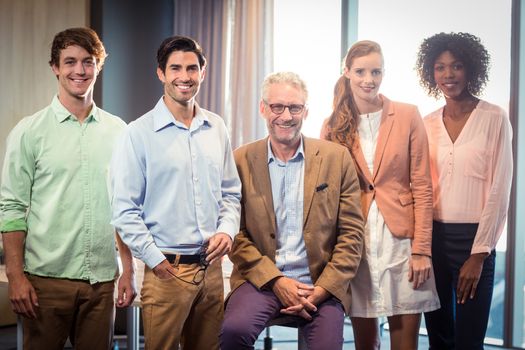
[0,120,34,233]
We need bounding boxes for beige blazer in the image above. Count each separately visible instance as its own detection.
[229,137,364,314]
[322,95,433,256]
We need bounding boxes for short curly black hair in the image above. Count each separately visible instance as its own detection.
[415,32,490,99]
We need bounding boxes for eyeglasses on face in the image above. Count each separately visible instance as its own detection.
[264,101,306,115]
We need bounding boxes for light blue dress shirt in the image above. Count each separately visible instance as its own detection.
[110,97,241,269]
[267,138,313,285]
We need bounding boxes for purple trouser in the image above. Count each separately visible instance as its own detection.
[220,282,345,350]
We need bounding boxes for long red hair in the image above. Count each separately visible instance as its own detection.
[324,40,383,149]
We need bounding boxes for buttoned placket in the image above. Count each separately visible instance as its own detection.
[79,117,93,280]
[188,120,205,240]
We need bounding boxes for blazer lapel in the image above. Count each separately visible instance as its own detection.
[372,95,395,180]
[351,135,373,183]
[303,137,321,227]
[248,138,277,232]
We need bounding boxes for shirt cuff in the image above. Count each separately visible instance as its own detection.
[470,245,492,255]
[0,218,27,233]
[142,245,168,269]
[216,222,238,241]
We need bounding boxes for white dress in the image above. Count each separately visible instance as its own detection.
[349,110,440,318]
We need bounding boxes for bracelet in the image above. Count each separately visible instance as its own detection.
[411,253,431,258]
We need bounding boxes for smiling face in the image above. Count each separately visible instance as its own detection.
[433,50,469,99]
[261,82,308,148]
[157,50,205,107]
[51,45,98,101]
[344,52,383,106]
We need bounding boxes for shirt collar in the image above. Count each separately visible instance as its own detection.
[267,136,305,164]
[51,94,99,123]
[152,96,210,132]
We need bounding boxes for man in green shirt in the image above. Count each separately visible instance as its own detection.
[0,27,135,350]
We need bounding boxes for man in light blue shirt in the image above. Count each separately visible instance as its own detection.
[111,36,241,350]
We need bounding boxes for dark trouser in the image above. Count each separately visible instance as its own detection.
[424,221,495,350]
[23,275,115,350]
[220,282,345,350]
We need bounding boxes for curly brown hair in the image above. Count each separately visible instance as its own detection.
[324,40,382,149]
[415,32,490,99]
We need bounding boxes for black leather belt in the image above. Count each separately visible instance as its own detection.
[164,254,202,265]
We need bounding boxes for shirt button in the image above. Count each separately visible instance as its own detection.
[368,184,374,191]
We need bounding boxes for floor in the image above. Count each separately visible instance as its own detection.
[0,321,510,350]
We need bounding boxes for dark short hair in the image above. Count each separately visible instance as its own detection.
[157,35,206,72]
[49,27,107,69]
[416,32,490,98]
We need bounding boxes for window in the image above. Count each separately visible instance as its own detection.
[273,0,342,138]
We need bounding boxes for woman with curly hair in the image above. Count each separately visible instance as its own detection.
[416,32,513,349]
[321,40,440,350]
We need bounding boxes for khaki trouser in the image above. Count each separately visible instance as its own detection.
[141,259,224,350]
[23,274,115,350]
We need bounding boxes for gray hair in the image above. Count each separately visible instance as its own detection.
[261,71,308,102]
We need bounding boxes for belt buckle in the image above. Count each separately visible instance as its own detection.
[199,252,209,267]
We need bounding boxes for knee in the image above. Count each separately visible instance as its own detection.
[220,316,257,349]
[221,316,248,337]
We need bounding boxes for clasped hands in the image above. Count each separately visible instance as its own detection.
[271,276,330,321]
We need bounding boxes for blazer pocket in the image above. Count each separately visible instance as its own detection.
[398,191,414,206]
[396,190,415,237]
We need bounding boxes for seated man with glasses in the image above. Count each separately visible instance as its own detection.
[220,71,365,350]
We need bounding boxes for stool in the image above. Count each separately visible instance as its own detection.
[264,315,307,350]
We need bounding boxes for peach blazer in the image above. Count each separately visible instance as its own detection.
[322,95,433,256]
[228,137,364,314]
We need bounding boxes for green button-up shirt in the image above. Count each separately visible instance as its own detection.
[0,95,126,283]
